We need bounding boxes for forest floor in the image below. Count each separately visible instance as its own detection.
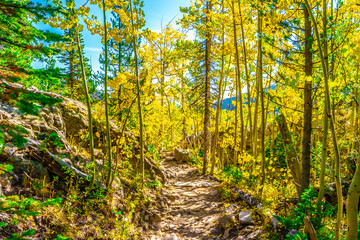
[143,155,264,240]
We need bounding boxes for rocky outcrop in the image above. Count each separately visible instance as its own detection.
[0,79,165,193]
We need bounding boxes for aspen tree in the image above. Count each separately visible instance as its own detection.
[238,0,252,154]
[68,0,97,187]
[210,0,225,175]
[203,0,212,175]
[304,0,343,238]
[346,92,360,239]
[102,0,113,189]
[129,0,145,181]
[300,3,313,195]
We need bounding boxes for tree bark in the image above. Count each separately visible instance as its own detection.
[238,0,252,154]
[75,25,96,188]
[102,0,113,189]
[258,9,265,190]
[210,0,225,175]
[300,5,313,196]
[202,0,212,175]
[276,113,301,195]
[346,154,360,240]
[130,0,145,181]
[304,1,343,238]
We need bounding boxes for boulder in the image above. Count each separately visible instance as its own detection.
[174,148,191,163]
[238,210,254,225]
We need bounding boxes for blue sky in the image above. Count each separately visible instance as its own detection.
[34,0,191,72]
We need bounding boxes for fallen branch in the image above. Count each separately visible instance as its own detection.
[27,145,102,188]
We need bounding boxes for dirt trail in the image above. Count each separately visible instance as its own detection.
[144,159,225,240]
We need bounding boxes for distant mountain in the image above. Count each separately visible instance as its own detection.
[212,96,255,111]
[213,85,276,111]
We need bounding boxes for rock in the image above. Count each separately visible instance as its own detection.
[238,210,254,225]
[219,214,235,229]
[164,233,178,240]
[160,201,167,209]
[0,79,167,186]
[17,159,49,180]
[284,229,299,237]
[0,174,11,193]
[201,182,212,187]
[247,230,262,239]
[151,213,162,223]
[174,148,191,163]
[167,194,179,201]
[223,230,229,239]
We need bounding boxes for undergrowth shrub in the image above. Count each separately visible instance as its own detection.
[275,188,336,240]
[0,196,62,239]
[222,165,242,184]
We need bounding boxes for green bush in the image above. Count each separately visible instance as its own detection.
[222,165,242,183]
[275,188,336,240]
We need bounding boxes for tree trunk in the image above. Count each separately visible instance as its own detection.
[75,26,96,188]
[258,9,265,190]
[210,0,225,175]
[276,113,301,195]
[346,151,360,239]
[238,0,252,154]
[202,0,212,175]
[304,1,343,238]
[300,5,313,195]
[231,0,244,163]
[102,0,113,189]
[130,0,145,182]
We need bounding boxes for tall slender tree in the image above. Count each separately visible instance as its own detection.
[202,0,212,175]
[129,0,145,181]
[300,4,313,196]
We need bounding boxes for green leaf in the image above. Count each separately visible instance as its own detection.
[21,228,35,237]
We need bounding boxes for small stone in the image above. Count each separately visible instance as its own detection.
[0,174,11,193]
[160,201,167,208]
[223,229,229,239]
[202,182,212,187]
[219,214,235,229]
[238,210,254,224]
[164,233,178,240]
[0,183,4,196]
[247,230,262,239]
[151,213,162,223]
[167,194,178,201]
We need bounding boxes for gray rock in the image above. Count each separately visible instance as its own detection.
[238,210,253,224]
[201,182,212,187]
[247,230,262,239]
[164,233,178,240]
[287,229,299,237]
[0,183,4,196]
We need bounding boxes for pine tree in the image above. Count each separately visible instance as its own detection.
[0,0,64,85]
[58,27,92,98]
